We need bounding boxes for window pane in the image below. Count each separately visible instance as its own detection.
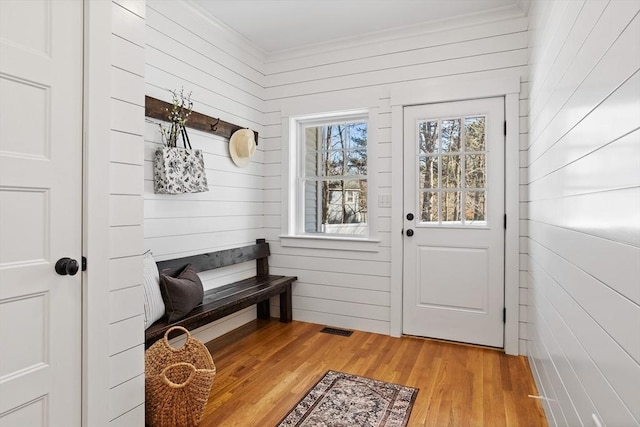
[305,127,320,150]
[308,122,367,178]
[347,122,367,150]
[419,156,439,189]
[327,125,345,151]
[441,119,461,153]
[420,191,439,222]
[465,154,486,188]
[465,191,486,222]
[346,149,367,175]
[442,191,461,222]
[323,150,344,176]
[304,126,320,178]
[311,179,367,235]
[465,116,485,151]
[304,149,318,178]
[300,117,368,236]
[304,180,320,233]
[441,155,461,188]
[419,120,438,154]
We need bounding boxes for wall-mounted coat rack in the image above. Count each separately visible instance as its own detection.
[145,96,259,145]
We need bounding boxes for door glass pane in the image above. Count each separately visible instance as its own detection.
[419,156,438,189]
[441,155,461,188]
[441,119,461,153]
[420,191,439,222]
[465,191,486,222]
[417,115,487,225]
[442,191,461,222]
[465,154,486,188]
[419,120,438,154]
[465,117,485,151]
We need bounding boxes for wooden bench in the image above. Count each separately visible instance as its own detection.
[145,239,296,348]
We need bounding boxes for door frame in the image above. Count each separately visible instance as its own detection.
[389,70,522,355]
[82,0,113,425]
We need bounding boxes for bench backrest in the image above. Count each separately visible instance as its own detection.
[156,238,270,277]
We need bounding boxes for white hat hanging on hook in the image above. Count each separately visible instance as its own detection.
[229,129,256,168]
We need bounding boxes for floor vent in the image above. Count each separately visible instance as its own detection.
[320,327,353,337]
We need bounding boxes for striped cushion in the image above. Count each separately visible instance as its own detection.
[143,251,165,329]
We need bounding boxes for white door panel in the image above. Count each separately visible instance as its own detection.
[415,246,489,311]
[403,97,505,348]
[0,0,83,425]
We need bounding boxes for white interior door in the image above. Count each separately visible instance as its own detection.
[402,97,504,348]
[0,1,83,425]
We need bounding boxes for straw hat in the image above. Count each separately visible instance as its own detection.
[229,129,256,168]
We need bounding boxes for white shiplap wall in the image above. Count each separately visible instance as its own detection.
[142,0,269,344]
[139,2,535,359]
[108,1,146,425]
[526,0,640,426]
[263,14,530,347]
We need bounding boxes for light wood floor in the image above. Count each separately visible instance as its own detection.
[200,319,546,427]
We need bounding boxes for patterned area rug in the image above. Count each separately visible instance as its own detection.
[277,370,418,427]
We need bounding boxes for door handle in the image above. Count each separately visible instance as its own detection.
[406,213,414,221]
[406,229,414,237]
[55,257,79,276]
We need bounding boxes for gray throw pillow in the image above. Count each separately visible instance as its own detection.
[159,264,204,323]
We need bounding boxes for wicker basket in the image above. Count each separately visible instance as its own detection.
[145,326,216,375]
[146,362,216,427]
[145,326,216,426]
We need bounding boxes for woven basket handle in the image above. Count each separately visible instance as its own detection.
[163,325,192,350]
[161,362,196,388]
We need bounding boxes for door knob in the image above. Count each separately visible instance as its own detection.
[406,229,414,237]
[55,257,79,276]
[406,213,414,221]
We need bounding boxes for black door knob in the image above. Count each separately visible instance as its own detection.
[406,229,414,237]
[55,257,79,276]
[406,213,414,221]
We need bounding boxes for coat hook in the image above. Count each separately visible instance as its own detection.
[210,118,220,132]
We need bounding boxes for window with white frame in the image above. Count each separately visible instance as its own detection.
[295,113,369,237]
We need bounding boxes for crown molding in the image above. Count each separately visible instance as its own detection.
[265,4,528,64]
[516,0,532,16]
[178,1,528,69]
[181,0,268,66]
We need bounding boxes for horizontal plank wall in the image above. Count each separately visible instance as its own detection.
[108,1,146,425]
[526,1,640,426]
[143,0,267,344]
[262,11,530,342]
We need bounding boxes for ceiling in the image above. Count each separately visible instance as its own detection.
[189,0,527,55]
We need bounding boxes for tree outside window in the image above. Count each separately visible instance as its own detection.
[302,118,368,236]
[418,115,487,225]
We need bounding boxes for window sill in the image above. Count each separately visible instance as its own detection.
[279,235,381,252]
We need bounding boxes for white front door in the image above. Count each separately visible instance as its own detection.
[0,1,83,425]
[402,97,505,348]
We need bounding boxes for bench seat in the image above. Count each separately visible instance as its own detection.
[145,240,296,348]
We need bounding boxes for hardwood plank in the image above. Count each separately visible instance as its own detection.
[199,320,547,427]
